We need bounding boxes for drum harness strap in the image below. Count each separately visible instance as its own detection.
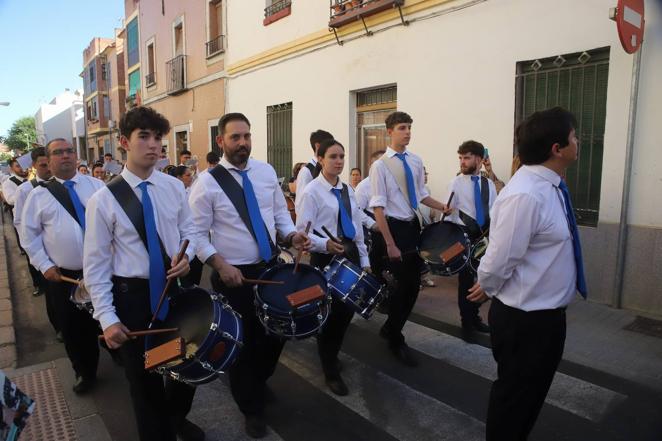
[106,176,172,270]
[40,180,85,230]
[305,161,322,179]
[379,153,423,226]
[9,176,24,187]
[209,165,278,260]
[458,175,491,241]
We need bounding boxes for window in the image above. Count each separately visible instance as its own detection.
[264,0,291,25]
[128,70,141,98]
[515,47,610,227]
[266,102,293,181]
[174,22,184,56]
[175,130,189,163]
[101,62,107,81]
[146,42,156,86]
[90,99,98,120]
[127,18,139,67]
[210,125,221,155]
[206,0,224,57]
[103,95,110,121]
[106,61,112,88]
[356,86,396,174]
[89,64,96,83]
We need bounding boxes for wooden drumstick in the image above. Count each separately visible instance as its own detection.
[292,221,312,274]
[60,276,83,286]
[98,327,179,340]
[149,239,189,327]
[321,226,343,244]
[242,278,285,286]
[441,191,455,222]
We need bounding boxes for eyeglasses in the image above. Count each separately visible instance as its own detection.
[51,148,75,156]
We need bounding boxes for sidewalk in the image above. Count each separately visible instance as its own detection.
[414,275,662,392]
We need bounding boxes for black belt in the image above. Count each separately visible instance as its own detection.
[60,268,82,279]
[493,297,567,314]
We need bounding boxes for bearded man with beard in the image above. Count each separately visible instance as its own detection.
[446,140,497,334]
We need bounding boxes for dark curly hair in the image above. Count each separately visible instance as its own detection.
[119,106,171,138]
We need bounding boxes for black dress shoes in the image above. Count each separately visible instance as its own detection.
[325,375,349,396]
[72,376,96,394]
[176,418,205,441]
[245,414,267,439]
[389,344,418,367]
[462,319,490,333]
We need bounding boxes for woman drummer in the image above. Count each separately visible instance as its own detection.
[296,138,370,397]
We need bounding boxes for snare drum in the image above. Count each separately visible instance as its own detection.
[69,279,94,315]
[277,249,295,264]
[418,221,471,276]
[151,286,243,385]
[469,236,489,273]
[324,256,384,319]
[254,263,330,339]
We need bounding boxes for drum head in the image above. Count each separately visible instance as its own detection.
[256,263,327,315]
[418,221,471,266]
[151,287,214,349]
[278,249,295,264]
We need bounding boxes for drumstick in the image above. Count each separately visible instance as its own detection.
[149,239,189,327]
[98,327,179,340]
[242,278,285,286]
[60,276,82,286]
[292,221,312,274]
[321,226,342,244]
[441,192,455,222]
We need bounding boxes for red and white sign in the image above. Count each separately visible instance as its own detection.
[615,0,645,54]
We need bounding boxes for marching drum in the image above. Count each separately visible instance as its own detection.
[150,286,243,385]
[277,248,295,264]
[254,263,330,339]
[324,256,384,319]
[418,221,471,276]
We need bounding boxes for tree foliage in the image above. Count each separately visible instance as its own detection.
[4,117,37,151]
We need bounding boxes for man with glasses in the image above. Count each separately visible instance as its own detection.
[21,138,104,394]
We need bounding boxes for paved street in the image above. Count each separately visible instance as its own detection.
[4,216,662,441]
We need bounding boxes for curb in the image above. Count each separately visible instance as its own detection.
[0,216,17,369]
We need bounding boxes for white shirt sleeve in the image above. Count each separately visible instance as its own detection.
[273,176,297,240]
[477,193,540,297]
[20,191,56,274]
[294,166,313,215]
[350,192,370,268]
[13,184,29,243]
[368,161,388,209]
[83,191,121,331]
[295,187,327,253]
[188,175,219,264]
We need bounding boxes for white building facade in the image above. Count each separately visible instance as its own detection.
[34,89,86,155]
[224,0,661,315]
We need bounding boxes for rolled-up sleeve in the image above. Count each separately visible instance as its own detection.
[369,161,388,209]
[188,174,219,263]
[83,190,120,331]
[295,188,326,253]
[21,191,55,274]
[478,193,539,297]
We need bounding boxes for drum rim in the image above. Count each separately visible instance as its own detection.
[418,221,472,268]
[255,263,328,315]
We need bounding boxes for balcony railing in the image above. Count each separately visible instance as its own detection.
[166,55,187,95]
[329,0,404,28]
[265,0,291,18]
[205,35,225,58]
[145,71,156,87]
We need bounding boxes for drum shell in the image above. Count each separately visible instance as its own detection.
[324,257,384,319]
[418,221,471,276]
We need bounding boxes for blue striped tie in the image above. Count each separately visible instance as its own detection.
[332,188,356,240]
[394,152,418,209]
[471,176,485,227]
[559,180,588,298]
[63,180,86,230]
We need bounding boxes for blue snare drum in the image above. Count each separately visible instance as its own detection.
[254,263,330,339]
[324,256,384,319]
[151,286,243,385]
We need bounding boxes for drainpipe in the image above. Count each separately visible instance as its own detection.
[612,46,643,309]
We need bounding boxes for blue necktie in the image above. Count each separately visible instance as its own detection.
[63,180,86,230]
[394,152,418,209]
[138,182,168,320]
[558,180,588,298]
[332,188,356,240]
[471,176,485,227]
[236,170,272,262]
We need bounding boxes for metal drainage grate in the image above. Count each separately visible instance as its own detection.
[11,367,77,441]
[624,316,662,339]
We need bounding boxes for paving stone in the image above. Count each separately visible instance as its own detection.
[0,345,16,369]
[0,309,13,326]
[0,326,16,345]
[0,298,11,311]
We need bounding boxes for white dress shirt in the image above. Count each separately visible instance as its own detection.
[446,174,497,227]
[189,158,296,266]
[2,174,26,207]
[368,147,430,221]
[21,173,104,274]
[296,175,370,268]
[84,167,197,330]
[13,177,47,247]
[353,177,377,229]
[294,158,317,214]
[477,165,577,311]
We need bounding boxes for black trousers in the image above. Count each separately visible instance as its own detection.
[48,269,99,379]
[310,252,355,378]
[458,267,481,324]
[486,298,567,441]
[379,217,422,347]
[112,277,196,441]
[211,264,285,416]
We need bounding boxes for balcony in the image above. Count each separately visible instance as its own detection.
[264,0,291,25]
[205,35,225,58]
[145,71,156,88]
[166,55,187,95]
[329,0,404,29]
